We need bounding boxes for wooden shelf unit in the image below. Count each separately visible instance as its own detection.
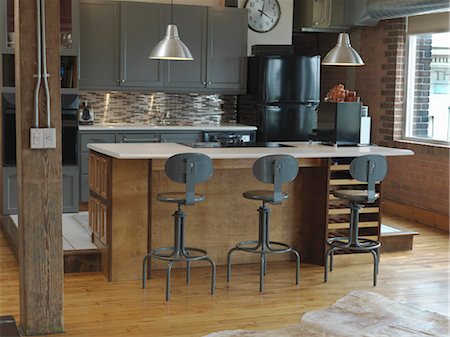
[326,158,382,243]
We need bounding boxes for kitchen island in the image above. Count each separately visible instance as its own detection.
[87,142,413,281]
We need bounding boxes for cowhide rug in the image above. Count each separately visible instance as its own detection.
[203,291,449,337]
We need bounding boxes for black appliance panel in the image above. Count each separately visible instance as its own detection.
[180,142,294,148]
[315,102,362,146]
[263,55,320,103]
[2,108,16,166]
[261,103,317,142]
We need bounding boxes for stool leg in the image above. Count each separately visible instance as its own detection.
[324,247,336,283]
[204,256,216,295]
[260,254,266,292]
[186,251,191,285]
[166,260,175,301]
[370,249,379,287]
[142,255,149,289]
[291,249,300,285]
[329,248,334,272]
[227,247,238,282]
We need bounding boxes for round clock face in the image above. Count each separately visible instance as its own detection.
[244,0,281,33]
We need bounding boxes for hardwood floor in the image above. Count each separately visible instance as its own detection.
[0,214,448,337]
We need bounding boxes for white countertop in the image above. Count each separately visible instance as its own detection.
[79,123,257,131]
[87,142,414,160]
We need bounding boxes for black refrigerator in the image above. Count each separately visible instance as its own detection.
[238,55,320,142]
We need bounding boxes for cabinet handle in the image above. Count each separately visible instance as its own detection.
[121,137,160,143]
[208,82,212,85]
[121,79,125,83]
[202,81,207,85]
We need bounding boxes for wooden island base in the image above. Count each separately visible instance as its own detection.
[89,154,328,281]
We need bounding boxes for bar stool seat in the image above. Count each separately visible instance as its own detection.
[142,153,216,301]
[243,190,288,203]
[227,154,301,292]
[157,192,205,204]
[325,155,387,287]
[333,190,380,203]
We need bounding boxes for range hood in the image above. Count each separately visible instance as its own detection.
[293,0,450,31]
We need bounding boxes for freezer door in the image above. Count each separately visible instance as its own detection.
[264,55,320,103]
[260,104,318,142]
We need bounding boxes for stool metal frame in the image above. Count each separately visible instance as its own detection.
[142,153,216,301]
[324,155,387,287]
[227,155,301,292]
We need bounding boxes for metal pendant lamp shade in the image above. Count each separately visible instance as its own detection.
[149,24,193,61]
[322,33,365,66]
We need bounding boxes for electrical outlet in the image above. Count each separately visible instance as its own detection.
[30,128,44,149]
[43,128,56,149]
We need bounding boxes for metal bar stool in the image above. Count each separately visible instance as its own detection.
[142,153,216,301]
[227,154,301,292]
[324,154,388,286]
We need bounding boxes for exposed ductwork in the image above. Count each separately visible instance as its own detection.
[354,0,450,26]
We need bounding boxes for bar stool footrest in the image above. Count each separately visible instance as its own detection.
[149,247,208,262]
[235,240,293,254]
[326,237,381,252]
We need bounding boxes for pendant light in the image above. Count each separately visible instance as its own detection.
[149,0,193,61]
[322,33,365,66]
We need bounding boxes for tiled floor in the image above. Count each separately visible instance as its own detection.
[9,212,97,251]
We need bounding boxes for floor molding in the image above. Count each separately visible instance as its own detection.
[384,199,449,232]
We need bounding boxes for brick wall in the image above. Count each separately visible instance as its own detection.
[355,19,449,223]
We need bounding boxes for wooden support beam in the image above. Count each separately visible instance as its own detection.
[15,0,63,334]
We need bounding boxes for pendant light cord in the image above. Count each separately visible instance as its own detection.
[171,0,173,24]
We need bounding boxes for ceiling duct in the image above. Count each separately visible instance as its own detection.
[354,0,450,26]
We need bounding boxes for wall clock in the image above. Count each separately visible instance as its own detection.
[244,0,281,33]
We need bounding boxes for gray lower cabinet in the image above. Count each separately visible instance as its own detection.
[2,166,79,215]
[160,132,202,143]
[2,167,18,215]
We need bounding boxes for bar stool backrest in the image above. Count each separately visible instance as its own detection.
[350,155,388,203]
[165,153,214,205]
[253,154,299,204]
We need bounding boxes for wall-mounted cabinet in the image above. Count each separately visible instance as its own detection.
[79,1,166,89]
[79,1,247,94]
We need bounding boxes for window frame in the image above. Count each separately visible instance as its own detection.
[403,33,450,147]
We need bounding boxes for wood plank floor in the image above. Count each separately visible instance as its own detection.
[0,214,448,337]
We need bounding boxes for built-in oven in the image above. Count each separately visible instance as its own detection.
[2,93,79,166]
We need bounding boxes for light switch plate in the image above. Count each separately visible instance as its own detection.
[43,128,56,149]
[30,128,44,149]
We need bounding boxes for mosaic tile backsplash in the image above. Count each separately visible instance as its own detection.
[79,91,237,125]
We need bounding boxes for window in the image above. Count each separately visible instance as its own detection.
[405,32,450,144]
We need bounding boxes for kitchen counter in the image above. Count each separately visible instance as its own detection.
[87,142,413,282]
[79,122,257,131]
[87,142,413,160]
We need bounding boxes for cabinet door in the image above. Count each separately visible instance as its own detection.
[63,166,80,213]
[206,7,247,93]
[164,5,207,89]
[2,166,17,215]
[160,132,202,143]
[79,1,120,89]
[120,2,165,88]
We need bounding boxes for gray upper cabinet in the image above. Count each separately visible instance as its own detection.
[206,7,247,93]
[165,5,207,89]
[120,2,165,88]
[79,1,120,88]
